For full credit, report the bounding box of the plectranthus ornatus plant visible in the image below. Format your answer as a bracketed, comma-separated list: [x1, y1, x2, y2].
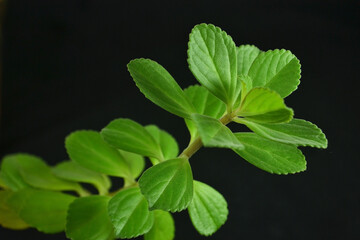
[0, 23, 327, 240]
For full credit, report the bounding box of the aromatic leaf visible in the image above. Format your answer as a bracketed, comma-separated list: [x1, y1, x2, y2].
[188, 181, 228, 236]
[101, 118, 163, 160]
[191, 114, 244, 150]
[0, 154, 30, 191]
[119, 150, 145, 179]
[52, 161, 111, 195]
[237, 45, 261, 75]
[248, 49, 301, 98]
[233, 133, 306, 174]
[108, 187, 154, 238]
[128, 58, 195, 119]
[139, 158, 193, 212]
[184, 85, 226, 143]
[240, 118, 328, 148]
[144, 210, 175, 240]
[66, 130, 131, 178]
[188, 23, 238, 107]
[237, 87, 293, 123]
[66, 196, 114, 240]
[0, 190, 29, 230]
[8, 188, 76, 233]
[145, 125, 179, 164]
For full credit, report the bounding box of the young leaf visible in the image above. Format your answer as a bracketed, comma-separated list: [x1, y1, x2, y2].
[188, 181, 228, 236]
[101, 118, 163, 160]
[188, 23, 238, 107]
[108, 187, 154, 238]
[237, 87, 293, 123]
[128, 58, 195, 119]
[0, 154, 30, 191]
[0, 190, 29, 230]
[144, 210, 175, 240]
[248, 49, 301, 98]
[139, 158, 193, 212]
[233, 133, 306, 174]
[52, 161, 111, 195]
[66, 130, 132, 178]
[145, 125, 179, 164]
[66, 196, 114, 240]
[184, 85, 226, 143]
[237, 45, 261, 75]
[8, 188, 76, 233]
[240, 118, 328, 148]
[191, 114, 244, 150]
[119, 150, 145, 179]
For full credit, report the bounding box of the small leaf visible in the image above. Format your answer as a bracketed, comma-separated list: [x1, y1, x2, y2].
[8, 188, 76, 233]
[233, 133, 306, 174]
[108, 187, 154, 238]
[191, 114, 244, 150]
[128, 58, 195, 119]
[66, 130, 131, 178]
[184, 85, 226, 143]
[144, 210, 175, 240]
[0, 190, 29, 230]
[188, 23, 238, 107]
[188, 181, 228, 236]
[101, 118, 163, 160]
[145, 125, 179, 164]
[139, 158, 193, 212]
[240, 118, 328, 148]
[237, 87, 293, 123]
[237, 45, 261, 75]
[119, 150, 145, 179]
[248, 49, 301, 98]
[52, 161, 111, 195]
[0, 154, 30, 191]
[66, 196, 114, 240]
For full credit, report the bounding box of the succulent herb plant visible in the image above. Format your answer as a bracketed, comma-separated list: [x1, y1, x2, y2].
[0, 23, 327, 240]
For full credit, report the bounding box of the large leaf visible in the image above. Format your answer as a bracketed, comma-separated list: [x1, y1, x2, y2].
[188, 23, 238, 107]
[237, 87, 293, 123]
[8, 188, 76, 233]
[233, 133, 306, 174]
[240, 118, 328, 148]
[145, 125, 179, 164]
[248, 49, 301, 98]
[191, 114, 244, 150]
[0, 154, 30, 191]
[52, 161, 111, 195]
[0, 190, 28, 230]
[66, 130, 131, 178]
[119, 150, 145, 179]
[108, 187, 154, 238]
[128, 58, 195, 119]
[237, 45, 261, 75]
[101, 118, 163, 160]
[184, 85, 226, 143]
[144, 210, 175, 240]
[188, 181, 228, 236]
[66, 196, 114, 240]
[139, 158, 193, 212]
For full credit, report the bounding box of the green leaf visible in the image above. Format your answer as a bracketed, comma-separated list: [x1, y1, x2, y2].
[191, 114, 244, 150]
[119, 150, 145, 179]
[8, 188, 76, 233]
[233, 133, 306, 174]
[237, 45, 261, 75]
[188, 181, 228, 236]
[240, 118, 328, 148]
[66, 196, 114, 240]
[188, 23, 238, 107]
[248, 49, 301, 98]
[0, 154, 30, 191]
[128, 58, 195, 119]
[139, 158, 193, 212]
[108, 187, 154, 238]
[237, 87, 293, 123]
[0, 173, 7, 189]
[144, 210, 175, 240]
[52, 161, 111, 195]
[101, 118, 163, 160]
[0, 190, 29, 230]
[66, 130, 131, 178]
[184, 85, 226, 143]
[145, 125, 179, 164]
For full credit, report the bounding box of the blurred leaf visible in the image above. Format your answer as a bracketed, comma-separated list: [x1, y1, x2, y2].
[0, 154, 30, 191]
[0, 190, 29, 230]
[144, 210, 175, 240]
[119, 150, 145, 179]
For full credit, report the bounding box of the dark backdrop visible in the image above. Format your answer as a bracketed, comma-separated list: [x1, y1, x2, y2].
[1, 0, 359, 239]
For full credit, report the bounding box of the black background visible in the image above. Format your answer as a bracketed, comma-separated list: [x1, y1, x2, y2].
[1, 0, 359, 239]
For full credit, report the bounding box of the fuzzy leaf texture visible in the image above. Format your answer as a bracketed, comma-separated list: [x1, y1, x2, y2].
[144, 210, 175, 240]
